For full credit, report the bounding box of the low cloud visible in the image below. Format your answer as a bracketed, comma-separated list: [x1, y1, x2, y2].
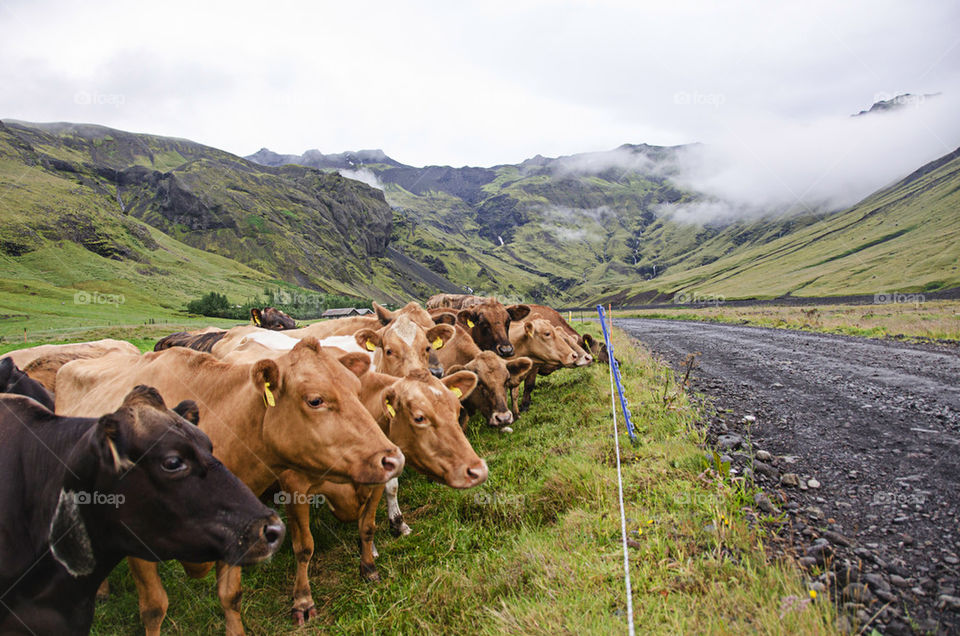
[548, 147, 655, 177]
[338, 167, 384, 191]
[659, 93, 960, 224]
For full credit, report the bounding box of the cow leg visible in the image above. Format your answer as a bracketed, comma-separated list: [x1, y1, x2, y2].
[215, 562, 245, 636]
[385, 477, 411, 537]
[95, 579, 109, 601]
[128, 557, 168, 636]
[520, 365, 539, 412]
[285, 499, 317, 625]
[357, 484, 385, 581]
[510, 384, 520, 418]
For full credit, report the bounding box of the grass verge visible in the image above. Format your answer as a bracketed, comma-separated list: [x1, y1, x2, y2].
[23, 323, 836, 634]
[616, 300, 960, 343]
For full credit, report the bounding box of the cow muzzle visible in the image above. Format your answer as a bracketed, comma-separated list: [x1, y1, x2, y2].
[359, 447, 405, 484]
[576, 353, 593, 367]
[233, 512, 285, 566]
[490, 410, 514, 427]
[496, 344, 514, 357]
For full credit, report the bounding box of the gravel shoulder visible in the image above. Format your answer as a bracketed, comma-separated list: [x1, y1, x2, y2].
[617, 318, 960, 635]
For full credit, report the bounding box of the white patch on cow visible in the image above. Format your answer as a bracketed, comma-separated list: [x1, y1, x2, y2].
[49, 489, 96, 577]
[391, 316, 417, 345]
[429, 387, 442, 397]
[385, 477, 402, 522]
[245, 330, 300, 351]
[317, 335, 364, 353]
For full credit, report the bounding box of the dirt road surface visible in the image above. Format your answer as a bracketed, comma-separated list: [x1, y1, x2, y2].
[618, 318, 960, 635]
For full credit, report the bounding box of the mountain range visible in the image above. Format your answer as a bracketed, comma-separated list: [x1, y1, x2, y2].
[0, 115, 957, 328]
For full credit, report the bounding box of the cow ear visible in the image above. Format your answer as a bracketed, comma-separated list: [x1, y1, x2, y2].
[507, 357, 533, 382]
[0, 357, 13, 388]
[373, 302, 394, 326]
[432, 312, 457, 326]
[507, 304, 530, 321]
[442, 370, 478, 401]
[581, 333, 595, 350]
[251, 359, 281, 404]
[51, 405, 137, 577]
[444, 364, 467, 375]
[251, 308, 262, 326]
[339, 352, 371, 378]
[426, 324, 455, 350]
[456, 309, 478, 329]
[524, 321, 535, 337]
[383, 387, 399, 421]
[173, 400, 201, 426]
[354, 329, 381, 352]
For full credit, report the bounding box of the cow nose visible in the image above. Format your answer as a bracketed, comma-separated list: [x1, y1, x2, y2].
[493, 411, 514, 425]
[430, 366, 444, 378]
[262, 519, 285, 548]
[465, 460, 488, 485]
[497, 344, 514, 357]
[380, 448, 405, 477]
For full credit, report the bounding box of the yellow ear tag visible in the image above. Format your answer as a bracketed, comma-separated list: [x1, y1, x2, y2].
[253, 315, 261, 326]
[432, 337, 444, 350]
[450, 386, 463, 398]
[365, 340, 376, 351]
[385, 400, 396, 418]
[263, 382, 276, 407]
[466, 319, 475, 328]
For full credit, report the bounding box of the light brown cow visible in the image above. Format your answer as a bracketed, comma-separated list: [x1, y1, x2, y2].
[286, 301, 455, 340]
[507, 319, 581, 415]
[436, 325, 532, 432]
[278, 368, 484, 624]
[1, 338, 139, 369]
[526, 304, 605, 365]
[55, 340, 403, 636]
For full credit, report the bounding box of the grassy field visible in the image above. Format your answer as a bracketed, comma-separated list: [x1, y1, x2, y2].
[616, 299, 960, 342]
[0, 322, 833, 635]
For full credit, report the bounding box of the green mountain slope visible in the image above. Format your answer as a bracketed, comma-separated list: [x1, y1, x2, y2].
[602, 147, 960, 303]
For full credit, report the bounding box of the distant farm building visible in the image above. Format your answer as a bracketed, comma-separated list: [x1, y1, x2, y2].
[321, 307, 374, 319]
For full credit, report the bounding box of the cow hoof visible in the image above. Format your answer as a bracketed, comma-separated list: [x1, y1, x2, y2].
[291, 605, 317, 625]
[360, 564, 381, 582]
[519, 404, 530, 413]
[389, 515, 412, 537]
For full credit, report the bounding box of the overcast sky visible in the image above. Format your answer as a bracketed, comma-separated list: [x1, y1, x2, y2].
[1, 0, 958, 169]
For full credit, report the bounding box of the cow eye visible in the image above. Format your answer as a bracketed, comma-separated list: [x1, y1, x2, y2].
[161, 456, 186, 473]
[385, 348, 393, 356]
[306, 396, 324, 408]
[412, 414, 429, 426]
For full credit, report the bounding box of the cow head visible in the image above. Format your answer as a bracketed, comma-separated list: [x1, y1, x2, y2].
[583, 334, 612, 364]
[564, 334, 594, 367]
[457, 301, 530, 358]
[252, 338, 405, 485]
[381, 369, 487, 489]
[374, 301, 454, 330]
[512, 319, 579, 366]
[354, 316, 455, 378]
[0, 357, 54, 410]
[447, 352, 532, 428]
[251, 307, 297, 330]
[51, 385, 284, 577]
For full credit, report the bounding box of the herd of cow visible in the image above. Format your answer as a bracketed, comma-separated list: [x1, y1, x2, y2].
[0, 294, 608, 635]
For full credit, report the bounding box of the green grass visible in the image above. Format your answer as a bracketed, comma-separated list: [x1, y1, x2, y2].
[617, 299, 960, 343]
[73, 324, 836, 634]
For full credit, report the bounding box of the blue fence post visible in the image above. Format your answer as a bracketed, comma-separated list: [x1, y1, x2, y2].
[596, 305, 638, 445]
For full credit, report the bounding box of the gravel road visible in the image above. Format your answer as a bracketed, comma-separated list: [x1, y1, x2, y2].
[618, 318, 960, 635]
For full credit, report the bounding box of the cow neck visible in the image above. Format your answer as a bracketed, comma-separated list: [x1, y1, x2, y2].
[360, 371, 398, 436]
[186, 362, 280, 494]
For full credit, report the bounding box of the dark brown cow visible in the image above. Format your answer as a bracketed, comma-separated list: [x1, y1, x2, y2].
[429, 299, 530, 358]
[153, 327, 228, 352]
[0, 357, 54, 410]
[0, 386, 283, 636]
[250, 307, 297, 330]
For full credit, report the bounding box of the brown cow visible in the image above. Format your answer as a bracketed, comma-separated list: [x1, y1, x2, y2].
[436, 325, 532, 431]
[278, 368, 483, 623]
[288, 301, 455, 340]
[56, 340, 403, 636]
[429, 299, 531, 357]
[1, 338, 139, 369]
[0, 386, 284, 636]
[508, 319, 581, 415]
[526, 304, 605, 364]
[250, 306, 297, 330]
